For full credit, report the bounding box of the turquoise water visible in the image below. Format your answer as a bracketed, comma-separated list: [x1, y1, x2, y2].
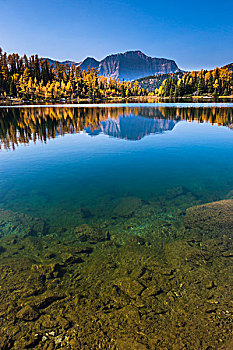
[1, 104, 233, 230]
[1, 104, 233, 349]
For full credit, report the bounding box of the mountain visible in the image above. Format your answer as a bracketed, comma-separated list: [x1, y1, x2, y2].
[43, 50, 180, 81]
[45, 58, 78, 67]
[79, 57, 99, 70]
[86, 50, 180, 80]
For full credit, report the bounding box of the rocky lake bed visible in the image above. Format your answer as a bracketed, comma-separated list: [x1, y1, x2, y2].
[1, 104, 233, 349]
[0, 189, 233, 349]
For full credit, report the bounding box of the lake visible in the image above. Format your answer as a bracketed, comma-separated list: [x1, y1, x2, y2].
[0, 103, 233, 349]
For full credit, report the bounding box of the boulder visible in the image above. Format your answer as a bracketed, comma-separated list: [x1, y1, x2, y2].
[185, 199, 233, 237]
[16, 305, 39, 321]
[114, 277, 144, 299]
[0, 209, 48, 237]
[74, 224, 109, 244]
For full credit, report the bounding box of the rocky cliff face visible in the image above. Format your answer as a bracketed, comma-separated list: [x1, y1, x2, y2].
[79, 50, 180, 80]
[45, 50, 180, 81]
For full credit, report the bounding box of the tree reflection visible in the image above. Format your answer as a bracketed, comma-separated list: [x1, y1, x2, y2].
[0, 106, 233, 150]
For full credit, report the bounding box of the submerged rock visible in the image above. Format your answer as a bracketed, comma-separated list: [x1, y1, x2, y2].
[0, 209, 48, 238]
[16, 305, 40, 321]
[74, 224, 110, 244]
[114, 277, 144, 299]
[141, 284, 162, 298]
[32, 292, 65, 309]
[113, 197, 142, 217]
[116, 338, 148, 350]
[185, 199, 233, 237]
[39, 314, 58, 329]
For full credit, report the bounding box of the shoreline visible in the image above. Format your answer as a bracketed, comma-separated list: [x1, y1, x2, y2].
[1, 95, 233, 106]
[1, 102, 233, 109]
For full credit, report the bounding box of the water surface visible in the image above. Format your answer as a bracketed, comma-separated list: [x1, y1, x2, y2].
[0, 104, 233, 349]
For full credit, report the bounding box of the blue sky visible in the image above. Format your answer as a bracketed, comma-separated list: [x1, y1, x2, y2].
[0, 0, 233, 70]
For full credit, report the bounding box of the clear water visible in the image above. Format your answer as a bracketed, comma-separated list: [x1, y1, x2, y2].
[1, 104, 233, 227]
[0, 104, 233, 349]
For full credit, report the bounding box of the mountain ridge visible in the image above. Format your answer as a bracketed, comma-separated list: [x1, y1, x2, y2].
[43, 50, 181, 80]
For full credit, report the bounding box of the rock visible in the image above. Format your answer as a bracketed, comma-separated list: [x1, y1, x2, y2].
[118, 305, 141, 322]
[206, 281, 216, 289]
[69, 339, 80, 348]
[39, 315, 58, 329]
[185, 199, 233, 237]
[16, 305, 40, 321]
[0, 209, 48, 238]
[113, 197, 142, 217]
[141, 285, 162, 298]
[32, 292, 65, 309]
[116, 338, 148, 350]
[14, 335, 40, 349]
[61, 253, 84, 264]
[58, 317, 70, 330]
[74, 224, 109, 244]
[114, 278, 144, 299]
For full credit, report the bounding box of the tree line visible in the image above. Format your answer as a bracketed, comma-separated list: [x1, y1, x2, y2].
[0, 49, 148, 101]
[1, 48, 233, 100]
[156, 66, 233, 97]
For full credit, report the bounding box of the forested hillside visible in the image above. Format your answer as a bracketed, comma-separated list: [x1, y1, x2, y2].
[156, 66, 233, 97]
[0, 49, 148, 101]
[136, 72, 185, 91]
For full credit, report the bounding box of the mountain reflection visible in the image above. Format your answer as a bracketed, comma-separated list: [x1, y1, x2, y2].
[85, 116, 178, 140]
[0, 106, 233, 150]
